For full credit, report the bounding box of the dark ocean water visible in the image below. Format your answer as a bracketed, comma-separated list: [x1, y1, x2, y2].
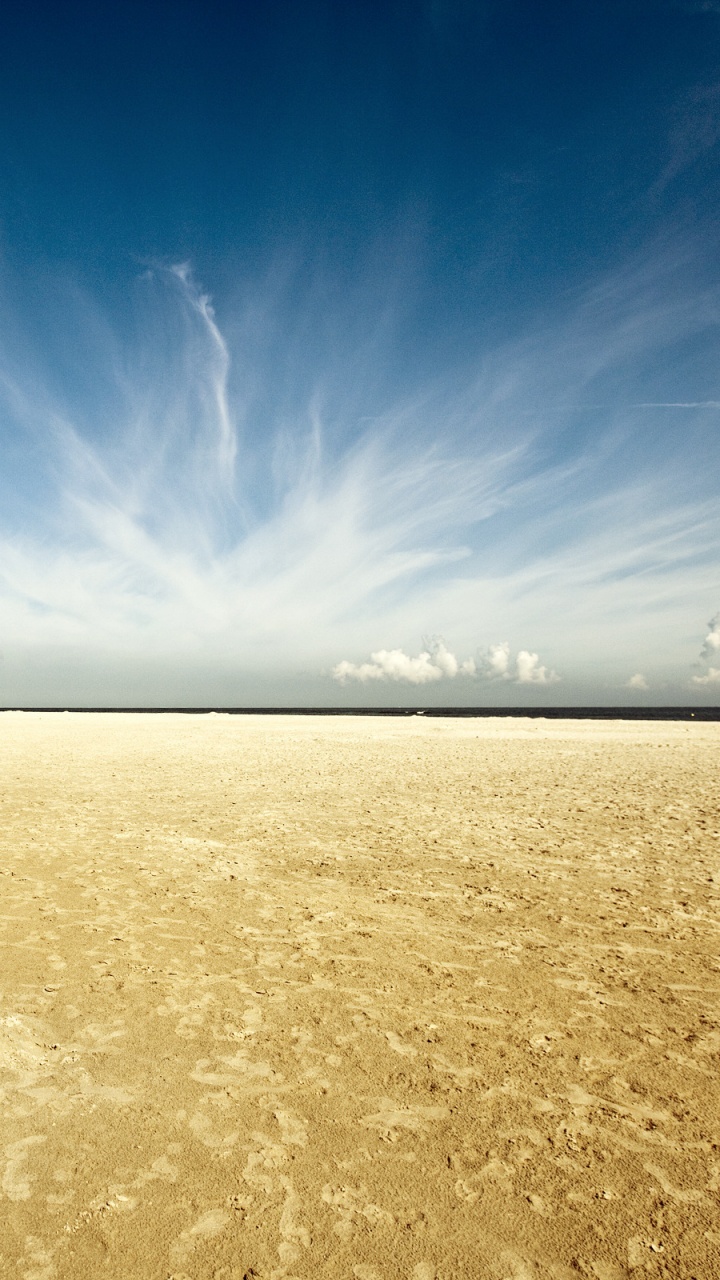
[2, 707, 719, 720]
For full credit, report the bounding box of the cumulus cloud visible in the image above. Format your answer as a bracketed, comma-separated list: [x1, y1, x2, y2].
[482, 641, 511, 679]
[515, 650, 560, 685]
[692, 666, 720, 685]
[700, 613, 720, 660]
[332, 641, 474, 685]
[626, 673, 649, 690]
[691, 611, 720, 684]
[333, 640, 558, 685]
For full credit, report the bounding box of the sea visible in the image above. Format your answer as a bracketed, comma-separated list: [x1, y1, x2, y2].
[2, 707, 719, 721]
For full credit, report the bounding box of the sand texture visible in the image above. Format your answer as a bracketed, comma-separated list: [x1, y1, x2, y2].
[0, 712, 718, 1280]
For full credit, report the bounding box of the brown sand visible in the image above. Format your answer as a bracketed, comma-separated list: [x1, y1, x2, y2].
[0, 712, 718, 1280]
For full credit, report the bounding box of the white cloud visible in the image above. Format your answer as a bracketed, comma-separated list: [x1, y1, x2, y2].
[482, 641, 511, 679]
[473, 640, 558, 683]
[692, 666, 720, 685]
[333, 640, 558, 685]
[0, 244, 719, 702]
[170, 263, 237, 478]
[515, 650, 560, 685]
[655, 83, 720, 194]
[700, 613, 720, 660]
[333, 642, 470, 685]
[626, 673, 649, 690]
[690, 611, 720, 684]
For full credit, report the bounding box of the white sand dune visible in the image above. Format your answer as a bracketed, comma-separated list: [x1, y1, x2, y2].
[0, 712, 718, 1279]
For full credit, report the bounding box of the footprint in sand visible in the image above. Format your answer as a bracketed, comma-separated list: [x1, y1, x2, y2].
[383, 1029, 418, 1057]
[0, 1015, 50, 1087]
[169, 1207, 230, 1267]
[190, 1050, 283, 1089]
[241, 1132, 293, 1198]
[644, 1161, 706, 1204]
[2, 1136, 47, 1202]
[273, 1108, 308, 1147]
[589, 1264, 627, 1280]
[277, 1175, 311, 1266]
[496, 1252, 579, 1280]
[132, 1152, 180, 1187]
[525, 1193, 552, 1218]
[627, 1236, 666, 1268]
[17, 1233, 57, 1280]
[156, 992, 214, 1039]
[412, 1266, 436, 1280]
[454, 1157, 513, 1204]
[187, 1108, 239, 1152]
[493, 1253, 538, 1280]
[322, 1183, 394, 1240]
[359, 1098, 448, 1142]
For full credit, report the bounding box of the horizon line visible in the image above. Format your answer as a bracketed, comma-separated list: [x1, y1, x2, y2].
[1, 706, 718, 721]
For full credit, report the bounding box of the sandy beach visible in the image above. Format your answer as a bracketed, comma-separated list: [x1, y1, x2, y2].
[0, 712, 718, 1280]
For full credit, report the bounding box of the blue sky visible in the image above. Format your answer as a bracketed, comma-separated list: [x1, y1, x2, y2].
[0, 0, 719, 705]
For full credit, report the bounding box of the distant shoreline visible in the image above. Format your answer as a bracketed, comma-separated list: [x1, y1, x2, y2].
[1, 706, 718, 720]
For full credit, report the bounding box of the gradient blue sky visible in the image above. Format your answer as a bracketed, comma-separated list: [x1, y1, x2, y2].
[1, 0, 719, 705]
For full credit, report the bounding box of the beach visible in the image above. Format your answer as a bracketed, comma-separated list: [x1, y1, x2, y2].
[0, 711, 718, 1279]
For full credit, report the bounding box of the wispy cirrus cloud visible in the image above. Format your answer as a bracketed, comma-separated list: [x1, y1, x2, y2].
[630, 401, 720, 408]
[0, 241, 718, 703]
[654, 82, 720, 193]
